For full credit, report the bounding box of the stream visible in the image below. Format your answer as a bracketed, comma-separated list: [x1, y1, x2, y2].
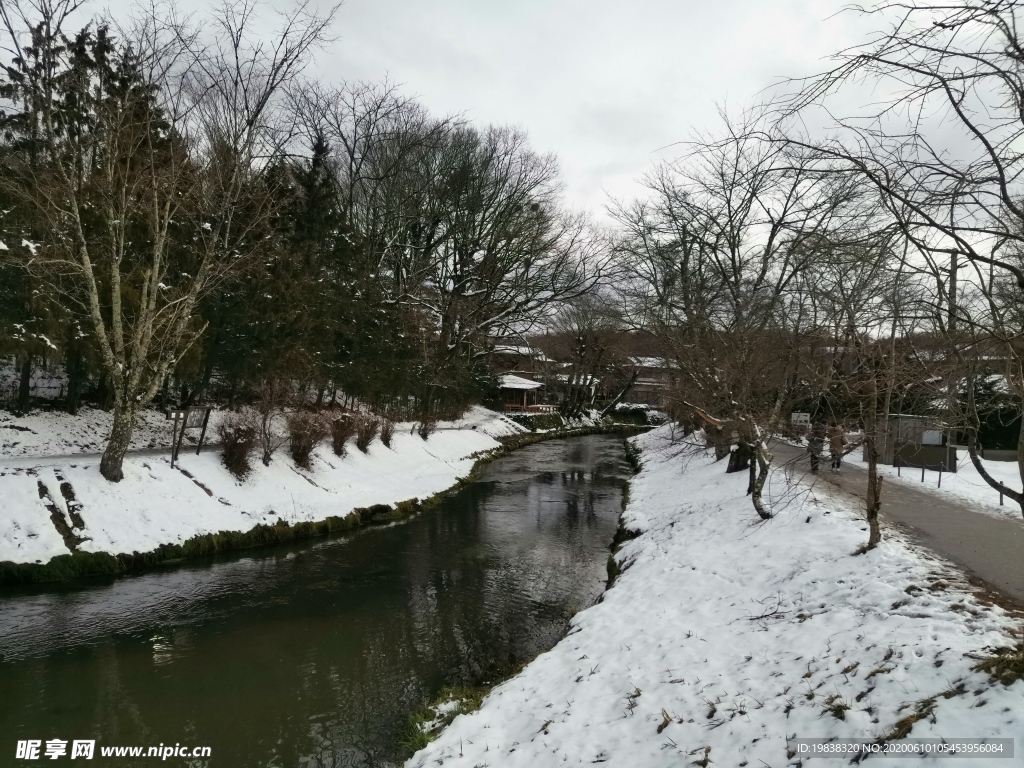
[0, 434, 631, 767]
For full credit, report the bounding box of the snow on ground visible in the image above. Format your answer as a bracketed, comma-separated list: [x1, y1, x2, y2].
[0, 406, 190, 458]
[409, 426, 1023, 768]
[446, 405, 527, 440]
[851, 451, 1024, 524]
[0, 475, 69, 564]
[0, 410, 503, 563]
[0, 404, 521, 460]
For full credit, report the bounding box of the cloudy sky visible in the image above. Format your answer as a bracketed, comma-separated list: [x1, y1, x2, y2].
[313, 0, 877, 215]
[103, 0, 876, 216]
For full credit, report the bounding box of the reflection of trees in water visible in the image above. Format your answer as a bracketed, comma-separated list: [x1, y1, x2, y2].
[3, 436, 630, 768]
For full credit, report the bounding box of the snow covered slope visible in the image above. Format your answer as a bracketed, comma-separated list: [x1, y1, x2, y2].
[409, 426, 1023, 767]
[0, 407, 508, 564]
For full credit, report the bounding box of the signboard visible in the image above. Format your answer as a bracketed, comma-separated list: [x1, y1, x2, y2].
[166, 406, 214, 468]
[790, 412, 810, 426]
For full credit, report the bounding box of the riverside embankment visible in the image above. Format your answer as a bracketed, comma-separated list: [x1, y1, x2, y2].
[0, 433, 633, 766]
[0, 407, 647, 583]
[408, 426, 1024, 768]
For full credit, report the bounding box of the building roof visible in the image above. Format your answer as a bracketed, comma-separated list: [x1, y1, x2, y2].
[629, 356, 675, 369]
[499, 374, 543, 390]
[493, 344, 551, 362]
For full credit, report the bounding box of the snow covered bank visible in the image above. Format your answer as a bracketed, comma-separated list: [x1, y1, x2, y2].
[409, 426, 1023, 767]
[0, 407, 522, 569]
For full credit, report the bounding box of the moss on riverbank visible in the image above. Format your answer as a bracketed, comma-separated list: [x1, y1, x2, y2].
[0, 423, 648, 587]
[403, 431, 644, 759]
[402, 685, 491, 754]
[606, 435, 643, 588]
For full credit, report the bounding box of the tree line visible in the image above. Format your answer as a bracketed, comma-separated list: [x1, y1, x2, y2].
[4, 0, 1021, 542]
[0, 0, 600, 480]
[607, 0, 1024, 539]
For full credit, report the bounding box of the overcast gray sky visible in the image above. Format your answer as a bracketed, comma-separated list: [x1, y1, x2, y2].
[110, 0, 873, 215]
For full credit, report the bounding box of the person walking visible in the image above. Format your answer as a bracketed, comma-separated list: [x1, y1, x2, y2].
[828, 423, 847, 471]
[807, 422, 825, 473]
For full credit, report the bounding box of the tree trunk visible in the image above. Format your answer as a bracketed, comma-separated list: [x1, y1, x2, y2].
[965, 380, 1024, 518]
[100, 401, 136, 482]
[862, 378, 883, 550]
[864, 433, 882, 550]
[184, 353, 216, 408]
[16, 355, 32, 414]
[95, 373, 114, 411]
[707, 427, 730, 460]
[599, 369, 639, 419]
[750, 440, 773, 520]
[728, 441, 753, 474]
[1017, 410, 1024, 516]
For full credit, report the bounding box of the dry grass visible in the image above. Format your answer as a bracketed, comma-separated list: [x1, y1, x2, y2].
[820, 695, 851, 721]
[973, 644, 1024, 686]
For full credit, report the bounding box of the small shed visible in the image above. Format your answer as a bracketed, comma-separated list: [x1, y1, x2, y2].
[499, 374, 543, 412]
[870, 414, 958, 472]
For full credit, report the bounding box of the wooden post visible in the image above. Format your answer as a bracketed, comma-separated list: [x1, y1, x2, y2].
[168, 410, 183, 469]
[174, 415, 188, 465]
[196, 407, 211, 455]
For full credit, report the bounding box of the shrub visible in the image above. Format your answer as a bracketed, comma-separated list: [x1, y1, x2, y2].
[287, 411, 327, 469]
[330, 415, 356, 456]
[380, 419, 395, 448]
[253, 381, 291, 466]
[416, 417, 437, 440]
[355, 415, 380, 453]
[218, 411, 258, 479]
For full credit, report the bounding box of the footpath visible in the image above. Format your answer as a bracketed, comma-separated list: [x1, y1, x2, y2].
[770, 441, 1024, 604]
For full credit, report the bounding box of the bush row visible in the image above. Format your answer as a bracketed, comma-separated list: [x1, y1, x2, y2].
[216, 409, 440, 479]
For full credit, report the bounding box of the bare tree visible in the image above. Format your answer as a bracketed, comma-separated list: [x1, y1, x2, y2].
[290, 89, 608, 408]
[613, 111, 861, 519]
[541, 292, 631, 419]
[799, 225, 919, 550]
[784, 0, 1024, 516]
[0, 0, 335, 480]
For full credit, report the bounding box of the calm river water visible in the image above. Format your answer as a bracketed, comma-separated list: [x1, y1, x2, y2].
[0, 434, 630, 767]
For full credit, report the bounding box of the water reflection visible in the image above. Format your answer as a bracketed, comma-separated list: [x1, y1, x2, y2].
[0, 435, 630, 767]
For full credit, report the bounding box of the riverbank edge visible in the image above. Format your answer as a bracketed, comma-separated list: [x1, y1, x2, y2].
[399, 430, 644, 757]
[0, 423, 648, 587]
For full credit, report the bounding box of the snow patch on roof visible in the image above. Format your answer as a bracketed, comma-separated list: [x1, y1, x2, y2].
[499, 374, 542, 390]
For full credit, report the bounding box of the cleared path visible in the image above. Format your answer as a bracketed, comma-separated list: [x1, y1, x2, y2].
[770, 440, 1024, 604]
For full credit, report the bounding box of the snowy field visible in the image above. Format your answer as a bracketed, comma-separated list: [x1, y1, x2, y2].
[0, 406, 521, 564]
[851, 452, 1024, 524]
[409, 426, 1023, 767]
[0, 406, 183, 458]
